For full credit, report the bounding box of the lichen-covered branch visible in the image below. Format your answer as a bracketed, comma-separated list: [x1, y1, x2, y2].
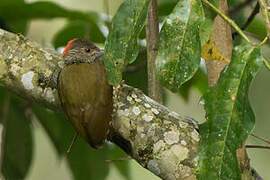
[0, 28, 199, 180]
[110, 84, 199, 180]
[0, 28, 63, 109]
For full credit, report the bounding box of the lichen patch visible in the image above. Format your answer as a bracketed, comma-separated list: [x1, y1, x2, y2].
[117, 109, 130, 117]
[21, 71, 35, 90]
[179, 121, 188, 129]
[43, 88, 55, 102]
[191, 130, 199, 142]
[180, 140, 187, 146]
[132, 106, 141, 115]
[44, 51, 52, 60]
[10, 64, 21, 76]
[164, 130, 180, 145]
[127, 96, 132, 102]
[171, 144, 189, 161]
[153, 140, 165, 153]
[144, 103, 151, 108]
[143, 114, 153, 122]
[131, 93, 137, 99]
[135, 98, 142, 102]
[151, 108, 159, 115]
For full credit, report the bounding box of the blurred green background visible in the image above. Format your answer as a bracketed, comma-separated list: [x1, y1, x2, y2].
[0, 0, 269, 179]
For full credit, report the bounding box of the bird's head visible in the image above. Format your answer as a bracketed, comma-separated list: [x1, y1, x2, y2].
[62, 38, 104, 65]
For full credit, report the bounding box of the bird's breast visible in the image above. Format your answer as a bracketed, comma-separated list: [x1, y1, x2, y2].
[58, 61, 113, 148]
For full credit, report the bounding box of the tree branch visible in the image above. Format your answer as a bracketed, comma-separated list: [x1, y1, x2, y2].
[0, 28, 199, 180]
[146, 0, 163, 103]
[0, 29, 62, 109]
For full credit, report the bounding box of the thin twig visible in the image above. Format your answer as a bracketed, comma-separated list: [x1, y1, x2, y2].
[229, 0, 255, 15]
[251, 133, 270, 144]
[258, 36, 268, 46]
[242, 2, 260, 30]
[0, 93, 10, 172]
[146, 0, 163, 103]
[263, 58, 270, 71]
[105, 157, 132, 163]
[259, 0, 270, 40]
[66, 133, 78, 154]
[232, 2, 260, 39]
[202, 0, 251, 43]
[246, 145, 270, 149]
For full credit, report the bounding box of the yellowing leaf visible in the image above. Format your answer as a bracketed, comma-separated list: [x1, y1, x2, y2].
[201, 37, 230, 63]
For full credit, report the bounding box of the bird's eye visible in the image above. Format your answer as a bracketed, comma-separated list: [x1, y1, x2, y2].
[85, 48, 90, 53]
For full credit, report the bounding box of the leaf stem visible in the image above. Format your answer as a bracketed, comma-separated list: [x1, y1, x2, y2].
[258, 36, 268, 47]
[263, 58, 270, 71]
[202, 0, 251, 43]
[105, 157, 131, 163]
[246, 145, 270, 149]
[251, 133, 270, 145]
[258, 0, 270, 40]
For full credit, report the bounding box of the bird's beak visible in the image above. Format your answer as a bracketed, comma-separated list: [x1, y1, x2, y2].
[94, 49, 104, 60]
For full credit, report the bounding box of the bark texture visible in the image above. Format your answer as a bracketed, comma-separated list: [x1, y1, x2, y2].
[205, 0, 232, 86]
[146, 0, 163, 103]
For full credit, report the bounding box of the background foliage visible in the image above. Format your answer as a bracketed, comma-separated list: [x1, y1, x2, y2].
[0, 0, 269, 179]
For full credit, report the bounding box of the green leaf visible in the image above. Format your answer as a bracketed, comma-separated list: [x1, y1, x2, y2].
[2, 94, 33, 179]
[32, 104, 75, 156]
[178, 68, 208, 100]
[196, 43, 263, 179]
[4, 20, 28, 35]
[0, 1, 98, 25]
[103, 0, 152, 86]
[0, 0, 27, 34]
[156, 0, 204, 92]
[246, 18, 267, 38]
[67, 139, 110, 180]
[108, 145, 130, 179]
[53, 20, 105, 48]
[199, 0, 219, 45]
[158, 0, 178, 17]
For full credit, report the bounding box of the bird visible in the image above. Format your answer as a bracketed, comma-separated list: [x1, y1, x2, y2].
[57, 38, 113, 149]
